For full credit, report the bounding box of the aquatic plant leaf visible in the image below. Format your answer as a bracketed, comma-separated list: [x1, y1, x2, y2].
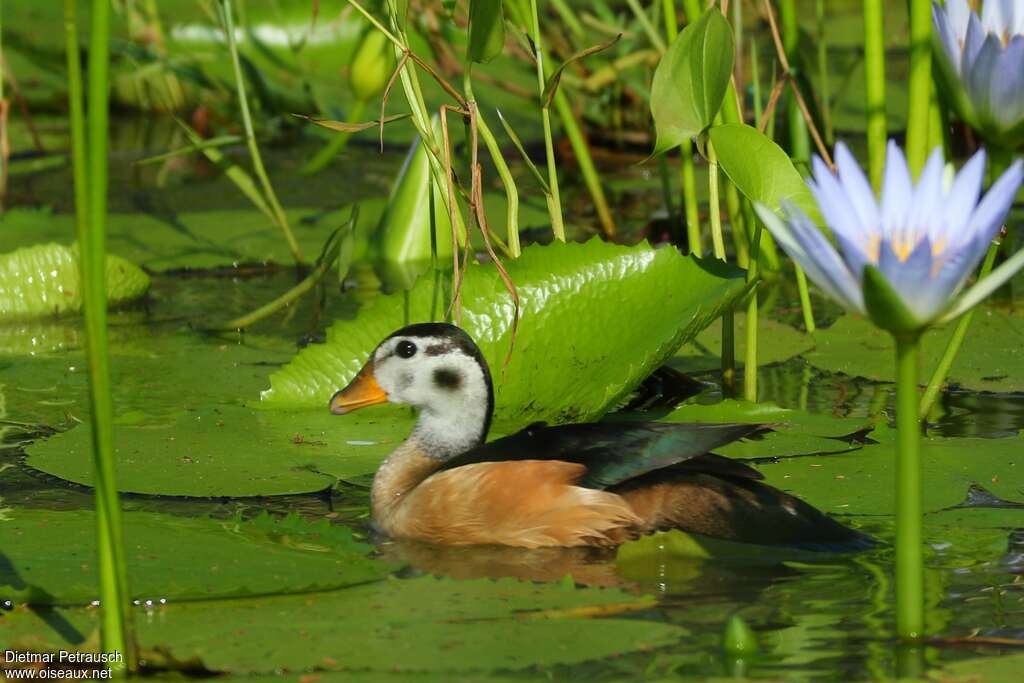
[608, 399, 871, 460]
[671, 312, 813, 374]
[0, 576, 682, 673]
[708, 123, 823, 225]
[467, 0, 505, 64]
[758, 428, 1024, 517]
[939, 652, 1024, 682]
[0, 244, 149, 321]
[263, 239, 748, 430]
[805, 311, 1024, 393]
[0, 509, 390, 605]
[649, 7, 734, 156]
[294, 113, 411, 133]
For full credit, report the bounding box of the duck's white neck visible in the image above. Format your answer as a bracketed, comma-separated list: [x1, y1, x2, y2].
[410, 394, 490, 460]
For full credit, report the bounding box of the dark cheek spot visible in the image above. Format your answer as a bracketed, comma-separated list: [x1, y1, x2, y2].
[433, 367, 461, 390]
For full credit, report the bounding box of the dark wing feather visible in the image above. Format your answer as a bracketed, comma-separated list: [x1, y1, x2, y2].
[441, 422, 764, 489]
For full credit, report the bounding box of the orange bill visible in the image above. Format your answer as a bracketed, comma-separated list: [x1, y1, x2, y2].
[329, 364, 388, 414]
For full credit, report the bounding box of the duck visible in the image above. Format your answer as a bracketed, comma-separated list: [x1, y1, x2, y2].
[330, 322, 869, 550]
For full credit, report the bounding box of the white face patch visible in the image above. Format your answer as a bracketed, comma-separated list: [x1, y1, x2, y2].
[372, 335, 491, 457]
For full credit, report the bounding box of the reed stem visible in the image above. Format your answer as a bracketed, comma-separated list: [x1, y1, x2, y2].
[218, 0, 303, 263]
[76, 0, 134, 670]
[863, 0, 887, 192]
[528, 0, 566, 241]
[779, 0, 810, 164]
[815, 0, 832, 144]
[668, 1, 702, 255]
[744, 210, 763, 403]
[894, 332, 925, 640]
[905, 0, 933, 176]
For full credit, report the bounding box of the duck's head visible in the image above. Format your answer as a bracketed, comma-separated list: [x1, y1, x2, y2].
[329, 322, 494, 457]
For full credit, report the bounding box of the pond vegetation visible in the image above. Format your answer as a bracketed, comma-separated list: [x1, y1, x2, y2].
[1, 1, 1023, 681]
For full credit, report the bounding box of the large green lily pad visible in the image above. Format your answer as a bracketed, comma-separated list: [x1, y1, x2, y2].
[264, 239, 748, 430]
[0, 510, 390, 605]
[759, 429, 1024, 517]
[2, 577, 683, 674]
[610, 399, 871, 459]
[805, 311, 1024, 393]
[0, 243, 149, 320]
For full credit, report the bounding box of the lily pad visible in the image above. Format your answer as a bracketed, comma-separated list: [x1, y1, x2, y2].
[0, 510, 390, 605]
[805, 311, 1024, 393]
[671, 313, 813, 374]
[758, 429, 1024, 517]
[939, 653, 1024, 682]
[610, 399, 871, 459]
[264, 239, 748, 431]
[0, 243, 149, 320]
[1, 577, 683, 674]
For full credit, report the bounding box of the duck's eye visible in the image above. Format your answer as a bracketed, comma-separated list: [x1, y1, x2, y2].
[395, 340, 417, 359]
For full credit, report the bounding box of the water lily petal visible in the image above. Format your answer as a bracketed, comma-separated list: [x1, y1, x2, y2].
[966, 34, 1003, 121]
[945, 0, 972, 40]
[834, 142, 881, 237]
[910, 147, 946, 241]
[877, 237, 940, 322]
[967, 158, 1024, 244]
[938, 148, 986, 252]
[934, 1, 965, 71]
[916, 232, 988, 322]
[980, 0, 1011, 39]
[962, 12, 988, 71]
[808, 156, 870, 252]
[755, 202, 864, 314]
[880, 141, 913, 241]
[990, 35, 1024, 130]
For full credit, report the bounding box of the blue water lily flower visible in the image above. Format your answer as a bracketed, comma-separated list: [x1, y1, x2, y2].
[932, 0, 1024, 146]
[754, 141, 1023, 333]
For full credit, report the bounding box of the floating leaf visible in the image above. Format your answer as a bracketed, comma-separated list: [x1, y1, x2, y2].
[0, 509, 390, 604]
[708, 123, 822, 225]
[0, 577, 683, 674]
[0, 244, 149, 320]
[263, 240, 748, 430]
[467, 0, 505, 64]
[670, 312, 813, 374]
[650, 8, 734, 156]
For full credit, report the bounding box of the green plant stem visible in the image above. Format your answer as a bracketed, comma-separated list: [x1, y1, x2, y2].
[78, 0, 134, 670]
[550, 90, 615, 237]
[666, 1, 701, 256]
[863, 0, 887, 192]
[919, 242, 999, 418]
[528, 0, 565, 241]
[549, 0, 584, 43]
[795, 265, 815, 332]
[661, 0, 678, 39]
[625, 0, 666, 53]
[906, 0, 933, 176]
[744, 218, 763, 402]
[218, 0, 303, 263]
[815, 0, 832, 144]
[707, 141, 735, 390]
[301, 98, 367, 175]
[894, 332, 925, 641]
[779, 0, 810, 164]
[465, 70, 521, 257]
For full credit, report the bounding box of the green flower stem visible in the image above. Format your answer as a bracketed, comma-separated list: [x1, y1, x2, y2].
[863, 0, 887, 192]
[465, 69, 521, 257]
[906, 0, 933, 176]
[528, 0, 565, 241]
[301, 98, 367, 175]
[218, 0, 303, 264]
[795, 265, 815, 332]
[707, 141, 735, 389]
[894, 332, 925, 640]
[77, 0, 134, 670]
[919, 241, 999, 418]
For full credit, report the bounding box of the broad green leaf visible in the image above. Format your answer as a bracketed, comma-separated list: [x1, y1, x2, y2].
[806, 311, 1024, 393]
[649, 7, 734, 156]
[1, 577, 683, 674]
[467, 0, 505, 64]
[708, 123, 823, 225]
[263, 239, 748, 429]
[0, 243, 149, 320]
[0, 509, 390, 604]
